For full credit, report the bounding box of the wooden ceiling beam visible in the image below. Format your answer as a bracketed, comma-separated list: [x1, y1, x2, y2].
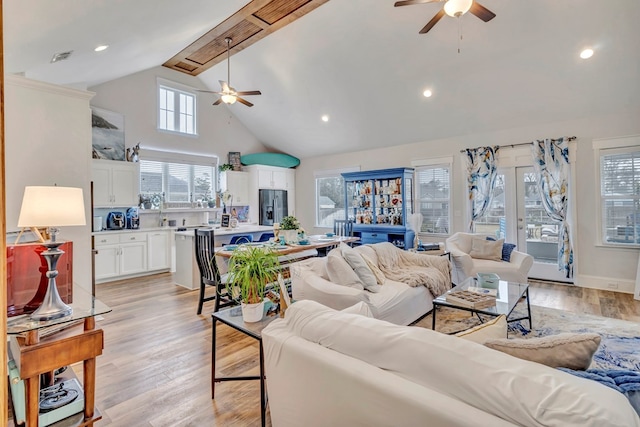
[163, 0, 329, 76]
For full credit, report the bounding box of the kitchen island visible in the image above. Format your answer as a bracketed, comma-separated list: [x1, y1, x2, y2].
[174, 225, 274, 290]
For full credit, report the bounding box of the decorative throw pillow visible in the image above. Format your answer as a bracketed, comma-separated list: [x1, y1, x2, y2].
[469, 237, 504, 261]
[484, 333, 602, 370]
[341, 243, 382, 293]
[360, 253, 386, 285]
[455, 315, 507, 344]
[486, 237, 517, 262]
[325, 247, 365, 290]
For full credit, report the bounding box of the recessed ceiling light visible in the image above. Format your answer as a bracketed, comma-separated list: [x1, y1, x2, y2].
[423, 89, 433, 98]
[94, 45, 109, 52]
[321, 115, 329, 122]
[580, 48, 594, 59]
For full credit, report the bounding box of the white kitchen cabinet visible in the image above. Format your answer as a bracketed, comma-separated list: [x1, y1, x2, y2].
[219, 171, 250, 205]
[95, 232, 147, 280]
[250, 165, 291, 190]
[148, 231, 171, 271]
[92, 159, 140, 207]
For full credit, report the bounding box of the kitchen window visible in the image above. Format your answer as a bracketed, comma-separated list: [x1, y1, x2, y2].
[413, 158, 452, 235]
[140, 160, 215, 206]
[158, 80, 197, 135]
[596, 140, 640, 246]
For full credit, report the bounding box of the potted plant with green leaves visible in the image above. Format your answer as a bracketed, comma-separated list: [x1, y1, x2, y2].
[227, 246, 280, 322]
[279, 215, 300, 244]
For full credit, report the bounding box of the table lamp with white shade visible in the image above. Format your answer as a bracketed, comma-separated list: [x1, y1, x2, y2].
[17, 186, 86, 320]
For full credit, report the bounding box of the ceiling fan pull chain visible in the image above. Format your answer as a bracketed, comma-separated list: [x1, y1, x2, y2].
[457, 16, 462, 54]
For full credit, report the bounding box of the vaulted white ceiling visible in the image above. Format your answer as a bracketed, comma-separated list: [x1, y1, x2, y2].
[5, 0, 640, 159]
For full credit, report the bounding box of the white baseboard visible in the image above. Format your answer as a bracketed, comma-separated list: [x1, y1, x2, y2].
[575, 274, 636, 294]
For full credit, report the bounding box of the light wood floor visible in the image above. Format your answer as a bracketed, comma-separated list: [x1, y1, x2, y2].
[9, 273, 640, 426]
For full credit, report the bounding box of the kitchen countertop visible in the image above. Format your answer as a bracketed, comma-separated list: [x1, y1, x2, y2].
[92, 227, 173, 235]
[174, 225, 273, 237]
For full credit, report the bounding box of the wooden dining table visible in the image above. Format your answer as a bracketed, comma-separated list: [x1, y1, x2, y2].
[215, 235, 360, 258]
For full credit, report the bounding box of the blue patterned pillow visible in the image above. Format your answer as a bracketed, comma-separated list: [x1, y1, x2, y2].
[486, 237, 516, 262]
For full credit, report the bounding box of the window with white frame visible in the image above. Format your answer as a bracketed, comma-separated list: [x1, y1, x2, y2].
[158, 83, 196, 135]
[599, 145, 640, 246]
[140, 159, 215, 205]
[315, 167, 359, 228]
[414, 160, 451, 235]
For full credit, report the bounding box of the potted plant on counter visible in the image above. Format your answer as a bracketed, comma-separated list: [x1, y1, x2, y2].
[227, 246, 280, 322]
[279, 215, 300, 244]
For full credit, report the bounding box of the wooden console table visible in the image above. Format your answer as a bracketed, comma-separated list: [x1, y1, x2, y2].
[7, 290, 111, 427]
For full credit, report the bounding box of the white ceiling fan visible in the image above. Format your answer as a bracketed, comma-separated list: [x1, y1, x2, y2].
[198, 37, 262, 107]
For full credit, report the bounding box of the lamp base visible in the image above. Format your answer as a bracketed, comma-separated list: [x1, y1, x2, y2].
[30, 241, 73, 321]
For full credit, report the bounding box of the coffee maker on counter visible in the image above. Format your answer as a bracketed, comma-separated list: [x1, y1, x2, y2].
[126, 207, 140, 229]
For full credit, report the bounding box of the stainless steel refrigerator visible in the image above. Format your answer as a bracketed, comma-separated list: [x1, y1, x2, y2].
[259, 189, 288, 226]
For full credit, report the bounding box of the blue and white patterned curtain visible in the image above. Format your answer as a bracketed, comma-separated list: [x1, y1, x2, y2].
[465, 146, 500, 232]
[532, 138, 573, 278]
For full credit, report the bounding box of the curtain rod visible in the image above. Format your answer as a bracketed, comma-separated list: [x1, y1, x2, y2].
[459, 136, 576, 153]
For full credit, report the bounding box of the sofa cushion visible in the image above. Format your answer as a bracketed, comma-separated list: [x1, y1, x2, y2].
[455, 315, 507, 344]
[326, 248, 365, 290]
[469, 237, 504, 261]
[486, 237, 517, 262]
[484, 333, 602, 370]
[341, 243, 381, 292]
[341, 301, 374, 317]
[285, 300, 639, 427]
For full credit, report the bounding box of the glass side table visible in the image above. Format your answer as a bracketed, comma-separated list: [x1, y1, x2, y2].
[7, 287, 111, 427]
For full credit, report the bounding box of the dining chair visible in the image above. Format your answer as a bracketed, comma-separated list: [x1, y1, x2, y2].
[194, 228, 235, 314]
[333, 219, 354, 240]
[258, 232, 275, 242]
[229, 234, 253, 245]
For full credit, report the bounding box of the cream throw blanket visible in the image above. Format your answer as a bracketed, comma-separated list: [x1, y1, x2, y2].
[372, 242, 451, 297]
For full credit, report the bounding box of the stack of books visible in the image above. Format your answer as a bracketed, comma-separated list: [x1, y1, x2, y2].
[445, 289, 497, 309]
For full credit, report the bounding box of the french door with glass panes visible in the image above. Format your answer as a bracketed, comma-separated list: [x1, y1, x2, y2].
[474, 167, 572, 283]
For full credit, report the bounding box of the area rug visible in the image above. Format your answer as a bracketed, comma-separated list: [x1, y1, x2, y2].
[415, 305, 640, 371]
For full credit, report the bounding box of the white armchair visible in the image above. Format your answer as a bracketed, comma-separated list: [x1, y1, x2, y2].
[445, 232, 533, 285]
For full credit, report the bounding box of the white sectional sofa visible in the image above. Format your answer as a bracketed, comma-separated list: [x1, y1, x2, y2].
[263, 300, 640, 427]
[290, 242, 451, 325]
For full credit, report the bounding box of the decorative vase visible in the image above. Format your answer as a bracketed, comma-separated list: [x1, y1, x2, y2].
[281, 229, 299, 244]
[241, 300, 265, 323]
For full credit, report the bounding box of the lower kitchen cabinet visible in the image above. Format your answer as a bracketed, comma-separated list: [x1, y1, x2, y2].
[94, 229, 171, 282]
[148, 231, 171, 271]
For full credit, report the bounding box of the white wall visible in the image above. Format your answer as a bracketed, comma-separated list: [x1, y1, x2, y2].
[295, 109, 640, 293]
[89, 66, 267, 162]
[5, 75, 94, 292]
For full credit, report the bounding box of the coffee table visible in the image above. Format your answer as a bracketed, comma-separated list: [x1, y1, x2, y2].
[432, 277, 532, 333]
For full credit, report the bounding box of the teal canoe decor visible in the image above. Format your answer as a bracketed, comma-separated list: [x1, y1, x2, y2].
[241, 152, 300, 168]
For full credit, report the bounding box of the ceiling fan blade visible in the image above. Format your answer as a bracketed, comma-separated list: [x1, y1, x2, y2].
[419, 9, 445, 34]
[235, 90, 262, 96]
[394, 0, 440, 7]
[219, 80, 231, 92]
[212, 98, 223, 106]
[196, 89, 223, 94]
[236, 97, 254, 107]
[469, 2, 496, 22]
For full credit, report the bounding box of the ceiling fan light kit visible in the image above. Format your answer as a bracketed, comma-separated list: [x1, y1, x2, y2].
[444, 0, 472, 17]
